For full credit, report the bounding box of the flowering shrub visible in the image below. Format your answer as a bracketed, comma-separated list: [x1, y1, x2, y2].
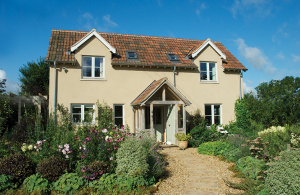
[291, 133, 300, 147]
[147, 146, 166, 179]
[258, 126, 286, 137]
[76, 126, 132, 179]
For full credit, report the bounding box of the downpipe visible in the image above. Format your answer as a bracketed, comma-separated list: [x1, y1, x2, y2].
[173, 66, 176, 87]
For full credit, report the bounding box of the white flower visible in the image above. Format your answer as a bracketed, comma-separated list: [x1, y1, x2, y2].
[27, 145, 33, 150]
[59, 145, 63, 149]
[34, 145, 37, 149]
[110, 157, 113, 160]
[65, 155, 69, 159]
[64, 144, 69, 149]
[37, 141, 42, 145]
[62, 149, 66, 155]
[102, 129, 108, 133]
[79, 146, 82, 150]
[21, 146, 27, 152]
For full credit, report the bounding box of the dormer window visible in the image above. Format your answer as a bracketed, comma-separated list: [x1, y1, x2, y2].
[166, 53, 180, 63]
[125, 51, 139, 61]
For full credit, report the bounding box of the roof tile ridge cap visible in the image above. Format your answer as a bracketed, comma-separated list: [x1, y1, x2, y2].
[98, 32, 205, 42]
[52, 29, 90, 33]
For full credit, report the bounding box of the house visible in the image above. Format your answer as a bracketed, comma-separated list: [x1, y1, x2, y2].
[46, 29, 247, 145]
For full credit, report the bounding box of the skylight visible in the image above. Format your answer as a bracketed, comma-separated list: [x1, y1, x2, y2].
[166, 53, 180, 63]
[125, 51, 139, 61]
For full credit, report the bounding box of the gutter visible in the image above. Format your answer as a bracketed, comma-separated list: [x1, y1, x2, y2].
[239, 70, 242, 100]
[54, 61, 57, 122]
[173, 66, 176, 87]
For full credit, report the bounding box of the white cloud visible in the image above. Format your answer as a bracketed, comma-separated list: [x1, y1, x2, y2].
[196, 3, 207, 17]
[231, 0, 271, 18]
[278, 23, 288, 38]
[82, 12, 93, 20]
[103, 15, 118, 27]
[276, 51, 285, 59]
[235, 38, 276, 74]
[291, 54, 300, 62]
[243, 82, 255, 94]
[0, 69, 19, 94]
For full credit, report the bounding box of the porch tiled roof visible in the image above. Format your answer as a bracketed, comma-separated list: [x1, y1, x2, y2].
[132, 78, 166, 105]
[46, 29, 247, 70]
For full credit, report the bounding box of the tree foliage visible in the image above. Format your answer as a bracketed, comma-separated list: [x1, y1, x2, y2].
[19, 57, 49, 95]
[242, 76, 300, 126]
[0, 79, 6, 94]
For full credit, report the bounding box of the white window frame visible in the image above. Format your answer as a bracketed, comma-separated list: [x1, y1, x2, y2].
[71, 104, 95, 124]
[205, 104, 222, 125]
[114, 104, 124, 127]
[81, 56, 105, 79]
[200, 62, 218, 82]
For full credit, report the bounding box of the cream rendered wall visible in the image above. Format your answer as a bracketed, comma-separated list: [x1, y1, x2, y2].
[49, 36, 242, 131]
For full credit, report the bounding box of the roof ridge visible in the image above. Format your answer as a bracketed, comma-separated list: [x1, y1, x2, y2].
[51, 29, 223, 43]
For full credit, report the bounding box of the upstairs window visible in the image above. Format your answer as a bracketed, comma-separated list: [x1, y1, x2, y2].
[166, 53, 180, 63]
[125, 51, 139, 61]
[82, 56, 104, 78]
[200, 62, 216, 81]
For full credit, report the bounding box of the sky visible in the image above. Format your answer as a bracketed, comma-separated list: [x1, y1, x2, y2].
[0, 0, 300, 94]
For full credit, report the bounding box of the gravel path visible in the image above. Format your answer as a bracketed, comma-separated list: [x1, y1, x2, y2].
[154, 147, 244, 195]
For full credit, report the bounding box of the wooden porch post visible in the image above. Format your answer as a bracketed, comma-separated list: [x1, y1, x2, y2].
[141, 106, 145, 130]
[183, 105, 186, 134]
[162, 87, 166, 101]
[175, 103, 178, 145]
[150, 103, 154, 135]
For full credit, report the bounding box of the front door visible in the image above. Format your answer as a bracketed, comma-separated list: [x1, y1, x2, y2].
[165, 105, 176, 144]
[154, 107, 164, 142]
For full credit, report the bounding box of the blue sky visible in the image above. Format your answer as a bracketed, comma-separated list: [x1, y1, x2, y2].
[1, 0, 300, 94]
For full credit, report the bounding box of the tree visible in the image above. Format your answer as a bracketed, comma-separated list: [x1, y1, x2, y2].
[242, 76, 300, 126]
[0, 79, 6, 94]
[19, 57, 49, 95]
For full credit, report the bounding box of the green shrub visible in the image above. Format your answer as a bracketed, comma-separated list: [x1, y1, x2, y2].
[116, 137, 149, 177]
[0, 154, 34, 184]
[147, 147, 166, 179]
[265, 150, 300, 195]
[84, 160, 108, 180]
[22, 173, 51, 194]
[197, 141, 230, 156]
[190, 121, 220, 147]
[138, 131, 158, 152]
[0, 174, 14, 192]
[175, 133, 192, 141]
[222, 134, 251, 162]
[53, 172, 87, 195]
[36, 156, 70, 182]
[89, 173, 155, 194]
[236, 156, 265, 180]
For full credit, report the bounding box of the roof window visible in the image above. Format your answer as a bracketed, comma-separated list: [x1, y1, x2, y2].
[166, 53, 180, 63]
[125, 51, 139, 61]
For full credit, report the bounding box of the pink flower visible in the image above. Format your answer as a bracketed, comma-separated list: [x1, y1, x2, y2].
[82, 155, 86, 158]
[43, 140, 46, 142]
[65, 155, 69, 158]
[81, 169, 85, 172]
[75, 136, 79, 139]
[107, 148, 111, 151]
[36, 149, 39, 152]
[34, 145, 37, 149]
[90, 177, 95, 180]
[58, 145, 63, 149]
[110, 157, 114, 160]
[64, 144, 69, 149]
[99, 171, 103, 175]
[102, 129, 108, 133]
[62, 149, 66, 154]
[114, 147, 118, 149]
[86, 137, 91, 141]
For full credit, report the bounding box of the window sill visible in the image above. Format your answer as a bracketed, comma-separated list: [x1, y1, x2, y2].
[80, 78, 107, 81]
[199, 81, 219, 84]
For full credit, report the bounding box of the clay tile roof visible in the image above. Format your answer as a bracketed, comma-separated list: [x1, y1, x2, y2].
[132, 78, 166, 105]
[46, 29, 247, 70]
